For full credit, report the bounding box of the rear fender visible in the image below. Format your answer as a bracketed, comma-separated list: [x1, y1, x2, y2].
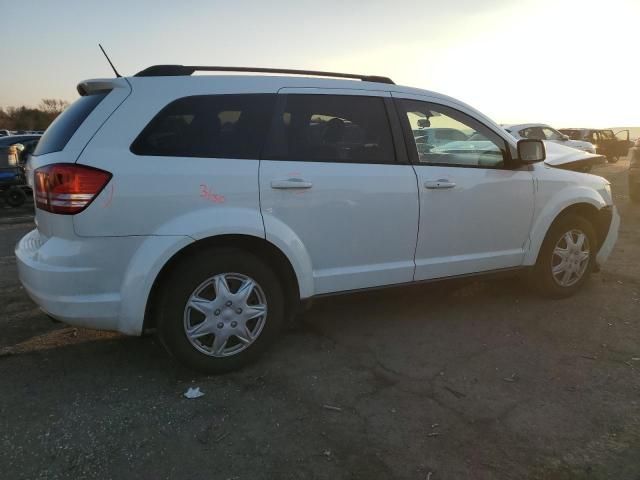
[118, 208, 315, 334]
[153, 207, 314, 299]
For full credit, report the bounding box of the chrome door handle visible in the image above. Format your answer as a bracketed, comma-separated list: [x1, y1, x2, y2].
[424, 179, 456, 189]
[270, 178, 313, 189]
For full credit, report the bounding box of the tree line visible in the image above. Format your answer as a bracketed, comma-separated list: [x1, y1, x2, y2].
[0, 99, 69, 131]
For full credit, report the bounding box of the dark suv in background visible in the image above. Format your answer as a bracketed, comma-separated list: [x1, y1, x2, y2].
[559, 128, 632, 163]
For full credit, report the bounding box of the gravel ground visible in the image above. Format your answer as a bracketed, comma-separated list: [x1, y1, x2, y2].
[0, 160, 638, 480]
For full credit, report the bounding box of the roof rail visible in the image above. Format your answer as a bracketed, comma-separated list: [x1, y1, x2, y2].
[134, 65, 395, 85]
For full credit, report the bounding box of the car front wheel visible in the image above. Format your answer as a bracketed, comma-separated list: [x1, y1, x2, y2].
[157, 248, 285, 373]
[532, 214, 596, 298]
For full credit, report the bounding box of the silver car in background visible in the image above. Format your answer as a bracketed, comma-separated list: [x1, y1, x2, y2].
[505, 123, 596, 153]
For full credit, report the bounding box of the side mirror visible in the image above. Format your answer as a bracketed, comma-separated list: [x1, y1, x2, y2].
[518, 139, 545, 163]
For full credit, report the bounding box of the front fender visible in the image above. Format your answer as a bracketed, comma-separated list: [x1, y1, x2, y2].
[524, 186, 607, 265]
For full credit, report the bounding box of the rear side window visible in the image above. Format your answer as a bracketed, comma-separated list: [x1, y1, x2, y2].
[34, 92, 108, 156]
[263, 94, 395, 164]
[131, 94, 276, 159]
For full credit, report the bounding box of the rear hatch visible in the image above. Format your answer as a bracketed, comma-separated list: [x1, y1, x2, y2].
[29, 78, 131, 237]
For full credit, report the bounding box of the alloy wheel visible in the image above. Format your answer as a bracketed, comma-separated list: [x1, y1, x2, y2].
[183, 273, 268, 357]
[551, 229, 590, 287]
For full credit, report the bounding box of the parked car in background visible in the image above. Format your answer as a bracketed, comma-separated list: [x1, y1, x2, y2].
[0, 134, 41, 165]
[629, 138, 640, 203]
[16, 66, 619, 373]
[559, 128, 632, 163]
[412, 125, 470, 149]
[504, 123, 596, 153]
[0, 129, 11, 137]
[0, 134, 39, 207]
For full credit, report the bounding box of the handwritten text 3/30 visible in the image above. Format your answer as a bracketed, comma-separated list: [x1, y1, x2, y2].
[200, 184, 225, 204]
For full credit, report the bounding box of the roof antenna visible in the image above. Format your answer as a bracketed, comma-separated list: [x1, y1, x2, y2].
[98, 44, 121, 78]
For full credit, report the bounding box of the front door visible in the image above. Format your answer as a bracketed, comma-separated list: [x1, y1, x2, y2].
[615, 130, 632, 158]
[260, 90, 419, 295]
[393, 95, 535, 280]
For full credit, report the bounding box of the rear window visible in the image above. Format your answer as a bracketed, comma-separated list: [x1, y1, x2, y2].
[34, 92, 108, 156]
[130, 94, 276, 159]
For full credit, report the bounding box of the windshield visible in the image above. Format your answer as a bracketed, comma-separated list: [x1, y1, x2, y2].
[543, 127, 564, 141]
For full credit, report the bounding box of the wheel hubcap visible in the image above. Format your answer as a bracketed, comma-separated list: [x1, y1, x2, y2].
[183, 273, 268, 357]
[551, 229, 590, 287]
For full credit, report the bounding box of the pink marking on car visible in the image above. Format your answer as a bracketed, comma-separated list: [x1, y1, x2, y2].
[200, 184, 225, 204]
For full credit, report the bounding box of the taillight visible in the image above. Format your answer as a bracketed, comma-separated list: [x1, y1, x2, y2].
[34, 163, 112, 214]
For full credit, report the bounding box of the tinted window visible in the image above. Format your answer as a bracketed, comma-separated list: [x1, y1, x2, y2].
[398, 99, 507, 168]
[263, 95, 394, 163]
[34, 93, 107, 155]
[131, 94, 276, 159]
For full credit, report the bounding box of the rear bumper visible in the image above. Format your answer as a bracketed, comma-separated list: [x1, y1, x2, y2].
[15, 229, 144, 333]
[595, 206, 619, 268]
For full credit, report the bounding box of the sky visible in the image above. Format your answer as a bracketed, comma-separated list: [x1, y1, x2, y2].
[2, 0, 639, 127]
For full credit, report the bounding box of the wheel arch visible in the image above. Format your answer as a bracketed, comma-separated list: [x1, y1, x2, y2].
[143, 234, 302, 333]
[525, 197, 611, 266]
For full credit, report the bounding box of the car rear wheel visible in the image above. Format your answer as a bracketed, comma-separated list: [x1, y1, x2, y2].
[5, 187, 26, 207]
[531, 214, 596, 298]
[157, 248, 285, 373]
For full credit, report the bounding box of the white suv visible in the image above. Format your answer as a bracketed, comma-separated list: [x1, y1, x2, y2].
[16, 66, 620, 372]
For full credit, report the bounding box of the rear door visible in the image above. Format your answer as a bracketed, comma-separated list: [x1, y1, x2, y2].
[394, 95, 535, 280]
[259, 89, 419, 295]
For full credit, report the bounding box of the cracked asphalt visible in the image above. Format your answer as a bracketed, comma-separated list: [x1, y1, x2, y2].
[1, 160, 639, 479]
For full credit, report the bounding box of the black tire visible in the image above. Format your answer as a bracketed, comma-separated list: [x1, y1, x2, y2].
[157, 248, 285, 373]
[531, 214, 596, 298]
[5, 187, 26, 207]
